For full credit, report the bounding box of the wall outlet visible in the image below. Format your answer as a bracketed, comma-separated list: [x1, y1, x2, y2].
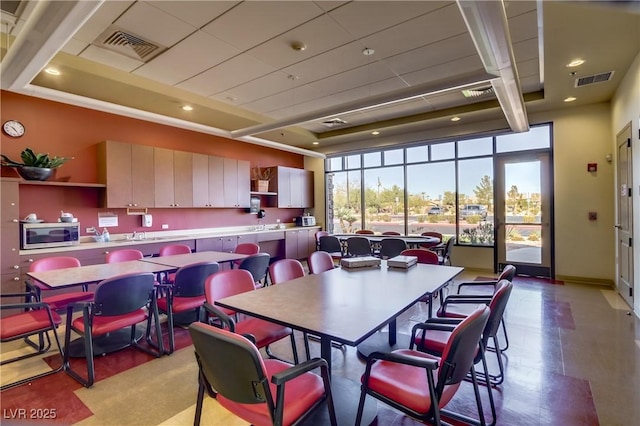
[162, 224, 169, 229]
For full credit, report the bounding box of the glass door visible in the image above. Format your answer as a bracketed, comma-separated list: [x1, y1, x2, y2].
[495, 153, 553, 277]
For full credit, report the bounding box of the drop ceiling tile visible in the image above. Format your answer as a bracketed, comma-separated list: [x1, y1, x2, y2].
[214, 71, 297, 106]
[134, 30, 240, 85]
[306, 61, 399, 96]
[327, 1, 449, 39]
[177, 54, 276, 96]
[246, 14, 354, 70]
[114, 1, 196, 47]
[508, 10, 538, 44]
[400, 56, 486, 86]
[313, 1, 350, 13]
[242, 83, 324, 117]
[281, 41, 371, 85]
[359, 4, 467, 60]
[71, 1, 134, 44]
[147, 1, 239, 28]
[505, 0, 537, 18]
[382, 33, 477, 76]
[513, 38, 539, 63]
[61, 38, 88, 55]
[79, 45, 145, 72]
[201, 1, 324, 51]
[517, 58, 541, 79]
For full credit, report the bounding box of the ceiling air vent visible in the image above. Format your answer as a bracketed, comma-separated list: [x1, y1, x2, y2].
[94, 27, 166, 62]
[461, 85, 494, 98]
[575, 71, 614, 87]
[321, 118, 348, 128]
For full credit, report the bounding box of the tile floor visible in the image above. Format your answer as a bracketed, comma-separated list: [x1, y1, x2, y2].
[1, 270, 639, 425]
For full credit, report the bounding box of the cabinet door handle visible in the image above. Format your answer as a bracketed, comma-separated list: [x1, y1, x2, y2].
[13, 276, 20, 281]
[28, 258, 34, 262]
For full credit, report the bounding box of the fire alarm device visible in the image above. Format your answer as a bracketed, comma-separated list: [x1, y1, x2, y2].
[587, 163, 597, 172]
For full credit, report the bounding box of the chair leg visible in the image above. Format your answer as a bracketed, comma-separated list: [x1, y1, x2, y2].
[355, 389, 367, 426]
[166, 304, 175, 355]
[63, 307, 95, 388]
[265, 332, 299, 364]
[303, 332, 311, 361]
[499, 317, 509, 351]
[145, 296, 165, 356]
[479, 350, 497, 426]
[194, 372, 206, 426]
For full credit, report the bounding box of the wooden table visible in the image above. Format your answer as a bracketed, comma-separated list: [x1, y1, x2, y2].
[138, 250, 248, 269]
[27, 260, 170, 288]
[216, 261, 462, 371]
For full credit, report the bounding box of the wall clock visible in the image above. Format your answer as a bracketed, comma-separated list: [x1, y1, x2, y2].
[2, 120, 25, 138]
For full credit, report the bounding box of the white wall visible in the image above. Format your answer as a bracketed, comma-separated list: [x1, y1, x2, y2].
[611, 51, 640, 316]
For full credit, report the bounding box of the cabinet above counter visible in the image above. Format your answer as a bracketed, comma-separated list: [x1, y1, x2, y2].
[97, 141, 311, 209]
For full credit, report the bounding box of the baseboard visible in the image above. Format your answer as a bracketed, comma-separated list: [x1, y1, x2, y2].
[556, 275, 614, 288]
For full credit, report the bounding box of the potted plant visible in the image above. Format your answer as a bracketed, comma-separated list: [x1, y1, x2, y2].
[251, 166, 272, 192]
[1, 148, 72, 181]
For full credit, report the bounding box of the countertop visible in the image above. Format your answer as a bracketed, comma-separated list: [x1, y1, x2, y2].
[19, 225, 320, 255]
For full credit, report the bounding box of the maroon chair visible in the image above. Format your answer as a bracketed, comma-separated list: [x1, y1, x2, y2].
[204, 269, 300, 364]
[269, 259, 310, 359]
[28, 256, 93, 311]
[233, 242, 260, 267]
[105, 248, 144, 263]
[157, 261, 220, 354]
[456, 264, 516, 351]
[189, 322, 336, 426]
[159, 244, 192, 283]
[355, 305, 490, 426]
[307, 251, 336, 274]
[420, 280, 513, 386]
[382, 231, 401, 235]
[1, 291, 64, 391]
[355, 229, 375, 235]
[400, 249, 439, 265]
[420, 231, 443, 250]
[63, 272, 164, 387]
[412, 281, 514, 426]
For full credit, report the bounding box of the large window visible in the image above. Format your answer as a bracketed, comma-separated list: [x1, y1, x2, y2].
[325, 124, 551, 246]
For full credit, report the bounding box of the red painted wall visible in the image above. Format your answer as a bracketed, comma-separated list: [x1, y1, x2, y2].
[1, 91, 306, 234]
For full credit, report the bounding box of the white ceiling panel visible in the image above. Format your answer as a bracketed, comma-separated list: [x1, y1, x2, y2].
[327, 1, 450, 39]
[212, 71, 296, 106]
[114, 1, 196, 47]
[79, 45, 144, 72]
[382, 33, 477, 76]
[246, 14, 355, 70]
[177, 54, 276, 96]
[70, 1, 134, 44]
[133, 30, 240, 85]
[505, 1, 538, 18]
[513, 38, 540, 63]
[304, 61, 399, 96]
[200, 1, 324, 51]
[400, 56, 486, 87]
[508, 10, 539, 43]
[242, 83, 324, 117]
[61, 38, 88, 56]
[359, 4, 467, 60]
[148, 1, 239, 28]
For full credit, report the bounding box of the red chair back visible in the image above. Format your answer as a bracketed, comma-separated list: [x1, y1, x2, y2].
[159, 244, 192, 256]
[234, 243, 260, 256]
[106, 249, 144, 263]
[420, 231, 443, 248]
[355, 229, 375, 235]
[269, 259, 305, 284]
[30, 256, 82, 290]
[205, 269, 255, 316]
[499, 264, 517, 281]
[382, 231, 400, 235]
[400, 249, 439, 265]
[308, 251, 335, 274]
[314, 230, 329, 243]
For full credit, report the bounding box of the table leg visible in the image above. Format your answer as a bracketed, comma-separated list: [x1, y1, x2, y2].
[320, 336, 332, 373]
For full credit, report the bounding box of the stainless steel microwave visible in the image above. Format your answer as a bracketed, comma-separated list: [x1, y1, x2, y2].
[20, 222, 81, 250]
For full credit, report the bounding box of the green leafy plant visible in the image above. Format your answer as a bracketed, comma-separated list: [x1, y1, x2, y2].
[1, 148, 72, 169]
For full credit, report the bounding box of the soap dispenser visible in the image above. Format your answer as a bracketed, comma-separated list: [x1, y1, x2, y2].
[102, 228, 110, 242]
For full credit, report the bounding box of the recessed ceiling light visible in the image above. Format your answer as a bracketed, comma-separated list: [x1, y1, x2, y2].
[291, 41, 306, 51]
[564, 96, 577, 102]
[371, 131, 380, 135]
[182, 105, 193, 111]
[451, 116, 461, 122]
[44, 67, 60, 75]
[362, 47, 375, 56]
[566, 59, 585, 68]
[312, 141, 319, 145]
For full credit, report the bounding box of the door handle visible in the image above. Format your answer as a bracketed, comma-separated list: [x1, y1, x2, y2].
[614, 224, 622, 229]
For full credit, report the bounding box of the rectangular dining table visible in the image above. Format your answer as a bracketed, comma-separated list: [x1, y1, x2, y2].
[138, 250, 248, 269]
[215, 261, 463, 372]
